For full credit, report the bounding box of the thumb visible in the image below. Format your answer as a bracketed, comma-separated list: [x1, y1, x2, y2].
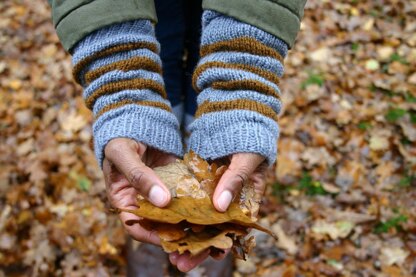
[213, 153, 265, 212]
[105, 139, 171, 207]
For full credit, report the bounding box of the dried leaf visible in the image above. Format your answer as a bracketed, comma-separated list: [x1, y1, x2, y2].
[153, 161, 206, 199]
[369, 135, 389, 151]
[272, 223, 298, 255]
[3, 1, 416, 275]
[183, 151, 227, 198]
[311, 220, 355, 240]
[183, 150, 212, 182]
[122, 197, 276, 238]
[122, 152, 276, 259]
[380, 247, 409, 266]
[139, 220, 187, 242]
[160, 229, 235, 255]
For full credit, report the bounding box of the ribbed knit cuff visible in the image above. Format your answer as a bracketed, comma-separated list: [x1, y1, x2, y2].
[72, 20, 183, 167]
[189, 110, 279, 164]
[94, 105, 183, 166]
[189, 11, 288, 164]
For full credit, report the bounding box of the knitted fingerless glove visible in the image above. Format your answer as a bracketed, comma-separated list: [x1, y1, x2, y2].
[189, 11, 288, 164]
[72, 20, 183, 167]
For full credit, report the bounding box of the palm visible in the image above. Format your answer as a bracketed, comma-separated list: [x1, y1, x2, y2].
[103, 140, 176, 243]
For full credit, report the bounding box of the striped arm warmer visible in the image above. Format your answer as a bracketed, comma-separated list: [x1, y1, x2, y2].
[189, 11, 288, 164]
[72, 20, 183, 167]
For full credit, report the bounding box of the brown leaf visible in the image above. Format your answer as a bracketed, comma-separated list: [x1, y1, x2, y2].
[139, 220, 187, 242]
[122, 197, 276, 239]
[160, 229, 241, 256]
[183, 150, 212, 182]
[122, 152, 276, 259]
[183, 151, 227, 198]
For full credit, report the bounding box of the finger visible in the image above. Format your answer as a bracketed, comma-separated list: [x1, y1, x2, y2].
[105, 139, 171, 207]
[119, 212, 160, 245]
[169, 252, 180, 266]
[213, 153, 265, 212]
[176, 249, 211, 273]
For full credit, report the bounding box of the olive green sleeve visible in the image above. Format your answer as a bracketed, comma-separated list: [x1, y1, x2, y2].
[48, 0, 157, 52]
[202, 0, 307, 48]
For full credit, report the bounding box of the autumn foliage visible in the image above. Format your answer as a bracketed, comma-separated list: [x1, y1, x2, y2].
[0, 0, 415, 276]
[120, 152, 275, 258]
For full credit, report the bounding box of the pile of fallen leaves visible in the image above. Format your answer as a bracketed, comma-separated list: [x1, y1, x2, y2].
[0, 0, 415, 276]
[121, 152, 275, 259]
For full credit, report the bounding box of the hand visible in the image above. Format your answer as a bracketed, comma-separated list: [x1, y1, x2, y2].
[201, 154, 267, 264]
[103, 138, 207, 272]
[169, 153, 267, 271]
[213, 153, 267, 213]
[103, 138, 174, 243]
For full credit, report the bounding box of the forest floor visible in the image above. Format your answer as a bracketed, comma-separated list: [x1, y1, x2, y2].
[0, 0, 415, 276]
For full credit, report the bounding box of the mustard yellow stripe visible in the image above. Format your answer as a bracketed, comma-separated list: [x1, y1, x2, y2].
[210, 80, 281, 101]
[200, 37, 283, 63]
[195, 99, 278, 121]
[85, 56, 162, 85]
[192, 61, 280, 92]
[95, 99, 171, 118]
[85, 78, 166, 109]
[73, 41, 159, 84]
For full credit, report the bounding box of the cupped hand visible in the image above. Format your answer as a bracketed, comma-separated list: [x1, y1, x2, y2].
[213, 153, 267, 213]
[103, 138, 174, 243]
[103, 138, 208, 272]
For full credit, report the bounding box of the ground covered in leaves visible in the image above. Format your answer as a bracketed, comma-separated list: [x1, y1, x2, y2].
[0, 0, 415, 276]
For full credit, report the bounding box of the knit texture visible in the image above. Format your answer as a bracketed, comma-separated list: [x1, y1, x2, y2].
[72, 20, 183, 167]
[189, 11, 288, 164]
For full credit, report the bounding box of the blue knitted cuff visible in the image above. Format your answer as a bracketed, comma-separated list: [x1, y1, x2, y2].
[189, 11, 288, 164]
[94, 105, 183, 166]
[72, 20, 183, 167]
[189, 110, 279, 164]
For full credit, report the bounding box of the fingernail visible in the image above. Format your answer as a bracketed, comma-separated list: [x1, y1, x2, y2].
[149, 185, 168, 206]
[217, 190, 232, 212]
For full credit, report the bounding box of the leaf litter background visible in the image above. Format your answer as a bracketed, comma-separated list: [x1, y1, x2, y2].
[0, 0, 415, 276]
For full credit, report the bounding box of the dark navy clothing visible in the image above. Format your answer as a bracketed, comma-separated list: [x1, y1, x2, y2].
[155, 0, 202, 119]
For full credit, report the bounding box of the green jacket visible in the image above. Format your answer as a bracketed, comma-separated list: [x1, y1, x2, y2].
[48, 0, 307, 53]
